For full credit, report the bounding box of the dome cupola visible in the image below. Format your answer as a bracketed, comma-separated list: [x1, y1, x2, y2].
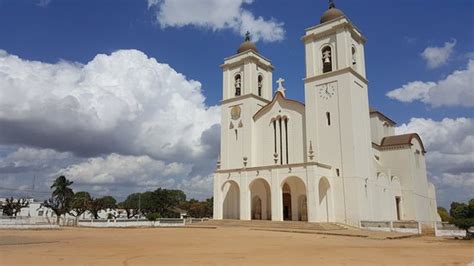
[320, 0, 345, 24]
[237, 31, 258, 54]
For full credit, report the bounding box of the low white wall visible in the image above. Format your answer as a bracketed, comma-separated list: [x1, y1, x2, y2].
[434, 222, 467, 237]
[435, 229, 466, 237]
[360, 221, 421, 234]
[0, 224, 59, 229]
[78, 219, 185, 228]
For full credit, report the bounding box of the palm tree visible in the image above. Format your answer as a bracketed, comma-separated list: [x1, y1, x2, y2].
[51, 175, 74, 200]
[43, 175, 74, 224]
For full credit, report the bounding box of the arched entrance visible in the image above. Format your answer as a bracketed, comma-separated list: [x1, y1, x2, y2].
[222, 181, 240, 219]
[391, 176, 402, 221]
[318, 177, 332, 222]
[250, 178, 271, 220]
[282, 183, 291, 220]
[281, 176, 307, 221]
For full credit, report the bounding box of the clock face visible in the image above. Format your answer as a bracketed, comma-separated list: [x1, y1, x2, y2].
[318, 84, 335, 100]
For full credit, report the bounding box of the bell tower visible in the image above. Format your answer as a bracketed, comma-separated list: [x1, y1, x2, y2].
[219, 33, 274, 170]
[303, 1, 373, 222]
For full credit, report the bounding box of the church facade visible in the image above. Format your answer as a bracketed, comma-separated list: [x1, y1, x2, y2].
[213, 3, 440, 227]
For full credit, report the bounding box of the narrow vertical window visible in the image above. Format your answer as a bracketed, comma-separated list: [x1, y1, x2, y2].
[257, 75, 263, 97]
[285, 118, 289, 164]
[352, 46, 357, 67]
[279, 118, 283, 165]
[326, 112, 331, 126]
[322, 46, 332, 73]
[234, 74, 241, 96]
[415, 150, 420, 168]
[273, 120, 277, 155]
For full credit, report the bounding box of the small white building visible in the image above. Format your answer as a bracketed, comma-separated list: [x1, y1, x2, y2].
[0, 198, 119, 220]
[213, 3, 440, 227]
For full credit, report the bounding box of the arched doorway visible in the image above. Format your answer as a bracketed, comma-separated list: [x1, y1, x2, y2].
[282, 183, 291, 220]
[299, 195, 308, 221]
[282, 176, 307, 221]
[252, 196, 262, 220]
[318, 177, 331, 222]
[375, 173, 390, 220]
[250, 178, 271, 220]
[391, 176, 402, 221]
[222, 181, 240, 219]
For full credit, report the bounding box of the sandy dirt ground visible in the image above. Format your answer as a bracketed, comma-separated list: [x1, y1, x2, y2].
[0, 227, 473, 265]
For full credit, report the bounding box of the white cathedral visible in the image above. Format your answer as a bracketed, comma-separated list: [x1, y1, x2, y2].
[213, 2, 440, 227]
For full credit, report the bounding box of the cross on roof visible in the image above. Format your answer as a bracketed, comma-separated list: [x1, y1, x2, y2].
[276, 78, 286, 96]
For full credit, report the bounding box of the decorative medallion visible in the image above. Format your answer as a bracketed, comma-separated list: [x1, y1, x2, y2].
[231, 105, 241, 120]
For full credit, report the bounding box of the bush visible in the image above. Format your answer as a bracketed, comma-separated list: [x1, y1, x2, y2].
[146, 213, 161, 221]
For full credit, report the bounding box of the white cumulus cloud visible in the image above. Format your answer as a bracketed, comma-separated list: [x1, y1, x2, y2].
[59, 153, 191, 187]
[386, 60, 474, 107]
[148, 0, 285, 42]
[0, 49, 221, 200]
[0, 49, 220, 161]
[396, 117, 474, 205]
[421, 39, 456, 69]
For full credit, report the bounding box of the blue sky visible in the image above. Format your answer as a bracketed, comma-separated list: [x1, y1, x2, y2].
[0, 0, 472, 207]
[1, 0, 472, 120]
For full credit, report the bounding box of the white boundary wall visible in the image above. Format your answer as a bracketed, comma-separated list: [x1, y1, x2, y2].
[434, 222, 467, 237]
[360, 221, 422, 234]
[77, 219, 185, 228]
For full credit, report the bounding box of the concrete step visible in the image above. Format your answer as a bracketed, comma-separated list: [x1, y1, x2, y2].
[190, 219, 346, 231]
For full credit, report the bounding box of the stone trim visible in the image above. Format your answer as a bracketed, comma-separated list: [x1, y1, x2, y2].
[302, 17, 366, 44]
[221, 94, 271, 105]
[215, 161, 332, 174]
[221, 51, 273, 70]
[304, 67, 368, 84]
[252, 91, 305, 121]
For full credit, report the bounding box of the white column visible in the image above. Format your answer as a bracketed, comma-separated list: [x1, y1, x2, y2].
[213, 174, 223, 219]
[271, 169, 283, 221]
[240, 173, 251, 220]
[307, 174, 319, 223]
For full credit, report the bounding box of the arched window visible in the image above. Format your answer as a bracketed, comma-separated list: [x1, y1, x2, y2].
[352, 46, 357, 67]
[322, 46, 332, 73]
[234, 74, 241, 96]
[326, 112, 331, 126]
[257, 75, 263, 97]
[272, 116, 290, 165]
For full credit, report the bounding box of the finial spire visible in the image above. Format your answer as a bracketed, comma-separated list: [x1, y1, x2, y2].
[329, 0, 336, 9]
[244, 31, 251, 42]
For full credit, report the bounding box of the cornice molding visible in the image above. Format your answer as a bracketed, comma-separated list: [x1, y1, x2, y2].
[221, 94, 271, 105]
[304, 67, 368, 84]
[215, 161, 332, 174]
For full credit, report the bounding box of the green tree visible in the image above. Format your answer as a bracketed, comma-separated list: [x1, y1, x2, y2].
[100, 196, 117, 210]
[180, 197, 213, 218]
[119, 193, 140, 218]
[2, 197, 29, 217]
[43, 176, 74, 223]
[87, 196, 117, 219]
[152, 188, 186, 217]
[437, 207, 451, 222]
[88, 197, 104, 219]
[69, 192, 91, 219]
[146, 212, 161, 221]
[450, 199, 474, 239]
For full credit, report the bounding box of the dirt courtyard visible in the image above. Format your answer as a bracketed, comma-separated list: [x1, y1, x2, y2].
[0, 227, 473, 265]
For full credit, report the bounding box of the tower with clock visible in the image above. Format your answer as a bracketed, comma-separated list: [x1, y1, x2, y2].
[213, 1, 440, 228]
